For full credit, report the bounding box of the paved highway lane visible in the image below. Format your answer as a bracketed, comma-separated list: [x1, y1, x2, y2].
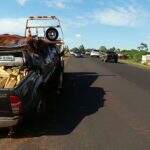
[0, 56, 150, 150]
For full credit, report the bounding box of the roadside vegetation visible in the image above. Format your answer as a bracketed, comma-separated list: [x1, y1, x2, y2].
[121, 49, 149, 62]
[65, 43, 150, 68]
[121, 43, 150, 63]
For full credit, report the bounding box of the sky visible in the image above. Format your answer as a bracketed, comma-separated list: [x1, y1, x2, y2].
[0, 0, 150, 49]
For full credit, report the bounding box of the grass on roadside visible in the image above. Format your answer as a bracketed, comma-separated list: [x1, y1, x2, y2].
[119, 59, 150, 70]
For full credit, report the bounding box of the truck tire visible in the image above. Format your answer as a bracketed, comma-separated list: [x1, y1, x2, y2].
[46, 27, 59, 41]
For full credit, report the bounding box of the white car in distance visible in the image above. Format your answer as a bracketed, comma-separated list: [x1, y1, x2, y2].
[90, 50, 100, 57]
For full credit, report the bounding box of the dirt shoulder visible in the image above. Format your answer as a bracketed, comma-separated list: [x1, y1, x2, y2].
[119, 59, 150, 70]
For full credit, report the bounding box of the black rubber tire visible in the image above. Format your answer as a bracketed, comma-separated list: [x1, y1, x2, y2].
[46, 27, 59, 41]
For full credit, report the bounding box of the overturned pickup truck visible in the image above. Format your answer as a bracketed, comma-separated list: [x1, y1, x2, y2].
[0, 16, 64, 129]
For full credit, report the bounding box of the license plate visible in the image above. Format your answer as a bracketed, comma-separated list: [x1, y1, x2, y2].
[0, 56, 14, 61]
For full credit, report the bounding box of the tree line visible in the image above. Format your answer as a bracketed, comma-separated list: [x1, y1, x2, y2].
[63, 42, 150, 63]
[64, 42, 149, 53]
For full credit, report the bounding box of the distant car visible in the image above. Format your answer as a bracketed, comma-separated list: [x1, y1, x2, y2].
[90, 50, 99, 57]
[70, 51, 82, 57]
[70, 51, 76, 56]
[100, 51, 118, 63]
[74, 52, 82, 58]
[85, 51, 91, 55]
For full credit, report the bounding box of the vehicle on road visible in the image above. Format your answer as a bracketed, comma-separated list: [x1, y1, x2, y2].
[90, 50, 99, 57]
[85, 51, 91, 56]
[70, 51, 75, 56]
[70, 51, 82, 58]
[0, 16, 64, 131]
[100, 51, 118, 63]
[74, 52, 83, 58]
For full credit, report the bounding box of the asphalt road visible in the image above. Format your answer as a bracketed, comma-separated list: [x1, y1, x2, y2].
[0, 56, 150, 150]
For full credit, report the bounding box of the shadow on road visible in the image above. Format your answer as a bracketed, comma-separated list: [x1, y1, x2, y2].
[1, 72, 106, 138]
[99, 74, 117, 77]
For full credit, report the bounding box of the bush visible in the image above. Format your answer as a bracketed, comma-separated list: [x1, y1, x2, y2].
[121, 50, 150, 63]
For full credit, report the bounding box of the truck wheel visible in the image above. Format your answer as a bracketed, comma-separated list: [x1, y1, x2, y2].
[46, 27, 59, 41]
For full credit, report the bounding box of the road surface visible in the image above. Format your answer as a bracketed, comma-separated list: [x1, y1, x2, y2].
[0, 56, 150, 150]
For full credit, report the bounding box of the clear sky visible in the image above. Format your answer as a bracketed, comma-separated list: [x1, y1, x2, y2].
[0, 0, 150, 49]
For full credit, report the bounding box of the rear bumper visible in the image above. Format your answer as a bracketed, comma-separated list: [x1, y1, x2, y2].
[0, 116, 19, 128]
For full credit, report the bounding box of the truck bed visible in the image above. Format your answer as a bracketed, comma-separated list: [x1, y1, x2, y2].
[0, 48, 31, 123]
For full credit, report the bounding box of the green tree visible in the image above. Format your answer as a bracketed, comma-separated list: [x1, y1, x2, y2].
[109, 47, 116, 52]
[121, 49, 150, 63]
[71, 47, 79, 53]
[85, 48, 92, 52]
[137, 43, 148, 51]
[116, 48, 121, 52]
[79, 45, 85, 54]
[99, 46, 107, 52]
[63, 45, 69, 53]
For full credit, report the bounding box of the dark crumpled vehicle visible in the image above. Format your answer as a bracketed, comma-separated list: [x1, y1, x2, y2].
[100, 51, 118, 63]
[0, 16, 64, 131]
